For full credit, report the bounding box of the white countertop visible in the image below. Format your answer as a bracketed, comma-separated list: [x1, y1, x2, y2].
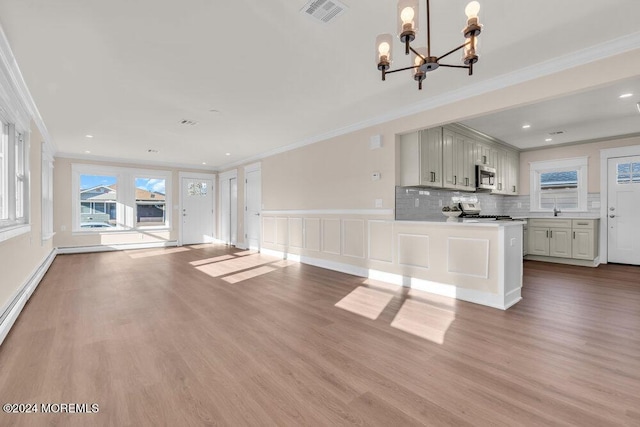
[396, 218, 525, 227]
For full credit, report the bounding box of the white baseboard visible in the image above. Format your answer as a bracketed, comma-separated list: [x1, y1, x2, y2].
[0, 248, 57, 347]
[260, 248, 515, 310]
[524, 254, 599, 267]
[57, 240, 179, 254]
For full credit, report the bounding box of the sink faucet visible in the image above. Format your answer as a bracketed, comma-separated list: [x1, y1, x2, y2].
[553, 206, 561, 217]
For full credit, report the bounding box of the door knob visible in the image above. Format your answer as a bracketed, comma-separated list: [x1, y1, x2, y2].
[609, 207, 615, 211]
[609, 214, 615, 218]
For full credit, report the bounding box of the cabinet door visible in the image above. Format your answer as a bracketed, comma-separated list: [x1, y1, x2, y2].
[462, 138, 475, 189]
[549, 227, 572, 258]
[528, 227, 550, 256]
[442, 128, 456, 189]
[507, 151, 519, 195]
[572, 229, 594, 260]
[493, 149, 507, 194]
[420, 128, 442, 187]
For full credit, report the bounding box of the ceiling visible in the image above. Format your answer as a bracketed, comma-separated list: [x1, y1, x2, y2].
[0, 0, 639, 168]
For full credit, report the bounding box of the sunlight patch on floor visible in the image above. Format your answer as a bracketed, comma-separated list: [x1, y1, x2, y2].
[189, 254, 236, 266]
[390, 299, 455, 344]
[188, 243, 216, 249]
[195, 254, 278, 278]
[233, 250, 258, 256]
[222, 266, 277, 284]
[127, 247, 190, 259]
[335, 286, 395, 320]
[272, 259, 297, 268]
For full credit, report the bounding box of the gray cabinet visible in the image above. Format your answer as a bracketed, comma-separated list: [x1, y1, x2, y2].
[443, 128, 475, 190]
[400, 128, 443, 187]
[527, 218, 599, 262]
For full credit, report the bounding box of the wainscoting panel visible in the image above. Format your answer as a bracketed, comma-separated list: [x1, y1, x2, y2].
[322, 219, 341, 255]
[368, 220, 393, 263]
[342, 219, 365, 259]
[304, 218, 321, 252]
[398, 234, 430, 269]
[288, 218, 304, 248]
[447, 237, 489, 278]
[263, 217, 276, 244]
[276, 217, 288, 246]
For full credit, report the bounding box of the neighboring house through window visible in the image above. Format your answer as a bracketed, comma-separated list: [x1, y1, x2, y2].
[530, 157, 588, 212]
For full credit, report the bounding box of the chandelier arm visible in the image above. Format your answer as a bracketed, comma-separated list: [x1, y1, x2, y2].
[385, 64, 421, 75]
[437, 41, 470, 62]
[439, 64, 471, 69]
[409, 46, 426, 61]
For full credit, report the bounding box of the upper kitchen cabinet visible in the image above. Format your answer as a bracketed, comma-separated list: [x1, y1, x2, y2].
[399, 123, 520, 194]
[399, 128, 443, 187]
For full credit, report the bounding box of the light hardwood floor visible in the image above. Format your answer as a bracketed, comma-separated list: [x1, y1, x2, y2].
[1, 245, 639, 426]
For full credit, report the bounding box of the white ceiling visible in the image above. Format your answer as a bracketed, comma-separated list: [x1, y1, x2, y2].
[1, 0, 639, 168]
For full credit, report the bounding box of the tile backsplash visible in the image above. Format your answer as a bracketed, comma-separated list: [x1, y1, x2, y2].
[395, 186, 601, 220]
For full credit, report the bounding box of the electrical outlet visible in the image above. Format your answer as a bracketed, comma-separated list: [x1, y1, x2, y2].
[371, 172, 381, 181]
[375, 198, 383, 208]
[60, 225, 66, 231]
[415, 198, 419, 207]
[517, 202, 522, 209]
[438, 199, 443, 207]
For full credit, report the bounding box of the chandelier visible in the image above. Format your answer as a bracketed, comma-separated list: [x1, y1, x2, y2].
[376, 0, 483, 90]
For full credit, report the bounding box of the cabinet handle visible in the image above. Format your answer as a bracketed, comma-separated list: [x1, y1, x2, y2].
[577, 222, 588, 225]
[546, 230, 549, 238]
[454, 175, 457, 185]
[550, 230, 553, 238]
[498, 183, 502, 191]
[482, 155, 487, 164]
[573, 231, 575, 239]
[512, 186, 516, 193]
[465, 177, 469, 186]
[431, 172, 436, 183]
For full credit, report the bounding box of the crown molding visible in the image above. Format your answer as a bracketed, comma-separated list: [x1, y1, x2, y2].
[217, 31, 640, 171]
[55, 152, 216, 172]
[0, 24, 56, 155]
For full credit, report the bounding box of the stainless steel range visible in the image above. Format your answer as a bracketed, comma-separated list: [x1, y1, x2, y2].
[458, 202, 513, 222]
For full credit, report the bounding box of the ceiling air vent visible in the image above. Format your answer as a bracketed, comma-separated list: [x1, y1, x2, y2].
[301, 0, 347, 24]
[548, 131, 565, 135]
[180, 119, 198, 126]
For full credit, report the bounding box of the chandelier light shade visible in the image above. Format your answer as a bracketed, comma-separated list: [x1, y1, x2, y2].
[376, 0, 483, 90]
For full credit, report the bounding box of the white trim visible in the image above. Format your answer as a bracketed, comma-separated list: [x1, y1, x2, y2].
[260, 247, 515, 310]
[56, 152, 215, 172]
[218, 169, 238, 246]
[244, 163, 262, 251]
[216, 32, 640, 172]
[178, 171, 217, 246]
[262, 209, 394, 216]
[529, 156, 589, 213]
[0, 224, 30, 243]
[0, 248, 57, 347]
[57, 240, 179, 254]
[599, 144, 640, 264]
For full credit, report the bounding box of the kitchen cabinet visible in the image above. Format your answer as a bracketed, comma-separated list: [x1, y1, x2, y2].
[400, 128, 442, 187]
[507, 150, 520, 195]
[527, 219, 572, 258]
[572, 219, 598, 260]
[442, 128, 475, 190]
[527, 218, 599, 262]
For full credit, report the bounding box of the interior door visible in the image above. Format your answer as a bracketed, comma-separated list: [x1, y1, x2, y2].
[245, 168, 262, 250]
[181, 177, 214, 245]
[219, 175, 238, 246]
[608, 156, 640, 264]
[230, 177, 237, 246]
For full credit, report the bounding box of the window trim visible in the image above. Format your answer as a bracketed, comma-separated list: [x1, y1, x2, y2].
[0, 121, 30, 242]
[71, 164, 172, 233]
[529, 156, 588, 213]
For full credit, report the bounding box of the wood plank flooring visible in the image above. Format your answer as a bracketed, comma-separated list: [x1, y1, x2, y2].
[0, 245, 639, 426]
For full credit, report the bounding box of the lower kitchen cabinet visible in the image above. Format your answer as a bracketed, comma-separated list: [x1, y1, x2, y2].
[526, 218, 599, 266]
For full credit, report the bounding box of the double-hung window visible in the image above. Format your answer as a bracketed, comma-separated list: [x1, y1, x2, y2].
[530, 157, 588, 212]
[0, 120, 30, 241]
[72, 164, 171, 232]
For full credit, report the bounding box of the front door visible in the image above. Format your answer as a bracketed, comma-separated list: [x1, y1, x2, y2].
[181, 177, 214, 245]
[245, 168, 262, 250]
[607, 156, 640, 265]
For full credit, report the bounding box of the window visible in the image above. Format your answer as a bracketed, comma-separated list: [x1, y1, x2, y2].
[41, 143, 54, 241]
[72, 164, 171, 232]
[135, 177, 167, 227]
[0, 121, 30, 236]
[530, 157, 588, 212]
[616, 161, 640, 184]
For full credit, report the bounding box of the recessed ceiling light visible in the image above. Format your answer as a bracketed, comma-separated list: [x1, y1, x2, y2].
[85, 134, 94, 138]
[637, 102, 640, 114]
[522, 124, 531, 129]
[208, 109, 221, 114]
[225, 153, 231, 156]
[202, 162, 207, 165]
[84, 150, 91, 154]
[545, 138, 552, 142]
[619, 93, 633, 99]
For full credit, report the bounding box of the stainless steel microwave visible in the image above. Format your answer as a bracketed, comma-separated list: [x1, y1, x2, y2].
[476, 165, 496, 190]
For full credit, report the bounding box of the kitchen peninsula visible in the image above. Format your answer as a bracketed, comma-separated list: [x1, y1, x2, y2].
[260, 213, 524, 310]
